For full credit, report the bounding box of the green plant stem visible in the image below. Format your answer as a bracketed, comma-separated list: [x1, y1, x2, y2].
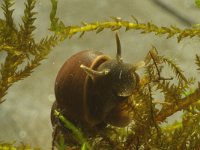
[50, 0, 200, 42]
[54, 110, 91, 150]
[52, 19, 200, 42]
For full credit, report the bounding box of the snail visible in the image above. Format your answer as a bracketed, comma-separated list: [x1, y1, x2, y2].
[51, 33, 151, 130]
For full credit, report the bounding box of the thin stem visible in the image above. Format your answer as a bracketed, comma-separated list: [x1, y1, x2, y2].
[149, 51, 173, 81]
[156, 87, 200, 122]
[52, 19, 200, 42]
[54, 110, 92, 149]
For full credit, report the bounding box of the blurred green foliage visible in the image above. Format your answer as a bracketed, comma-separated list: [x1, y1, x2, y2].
[0, 142, 41, 150]
[195, 0, 200, 8]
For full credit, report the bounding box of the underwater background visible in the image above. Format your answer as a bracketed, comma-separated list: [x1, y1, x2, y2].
[0, 0, 200, 149]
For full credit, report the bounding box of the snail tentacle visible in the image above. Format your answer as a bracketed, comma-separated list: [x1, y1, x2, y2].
[115, 32, 123, 63]
[80, 64, 110, 79]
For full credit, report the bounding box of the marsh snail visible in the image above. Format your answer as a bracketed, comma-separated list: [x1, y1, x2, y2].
[51, 33, 147, 129]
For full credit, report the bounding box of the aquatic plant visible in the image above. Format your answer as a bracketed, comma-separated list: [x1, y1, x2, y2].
[0, 142, 41, 150]
[0, 0, 59, 103]
[0, 0, 200, 149]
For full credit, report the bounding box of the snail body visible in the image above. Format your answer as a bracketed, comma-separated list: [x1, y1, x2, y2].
[51, 34, 141, 129]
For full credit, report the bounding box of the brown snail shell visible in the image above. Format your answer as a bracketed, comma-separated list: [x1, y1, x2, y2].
[54, 50, 110, 127]
[52, 33, 141, 129]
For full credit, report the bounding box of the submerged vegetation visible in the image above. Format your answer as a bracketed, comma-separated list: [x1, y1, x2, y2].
[0, 0, 200, 149]
[0, 0, 58, 103]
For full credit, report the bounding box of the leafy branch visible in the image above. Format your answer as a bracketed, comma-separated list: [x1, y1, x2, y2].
[50, 0, 200, 42]
[161, 56, 188, 84]
[196, 54, 200, 71]
[0, 0, 59, 103]
[156, 83, 200, 122]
